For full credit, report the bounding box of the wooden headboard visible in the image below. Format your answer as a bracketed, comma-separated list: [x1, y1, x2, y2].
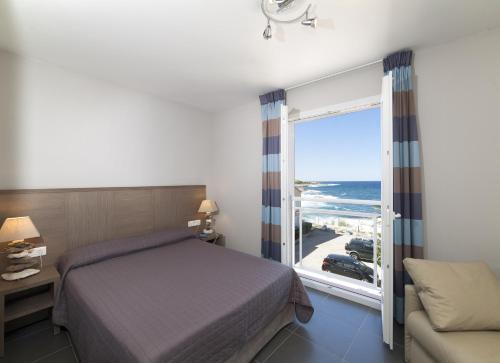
[0, 185, 206, 266]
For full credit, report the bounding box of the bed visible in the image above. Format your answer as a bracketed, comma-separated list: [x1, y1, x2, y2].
[53, 229, 313, 363]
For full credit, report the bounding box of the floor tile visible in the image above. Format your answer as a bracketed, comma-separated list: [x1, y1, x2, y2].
[33, 346, 77, 363]
[266, 333, 342, 363]
[0, 329, 70, 363]
[253, 327, 293, 363]
[5, 320, 52, 342]
[359, 309, 405, 348]
[305, 287, 329, 309]
[5, 320, 53, 342]
[294, 309, 358, 358]
[320, 295, 370, 328]
[360, 308, 382, 336]
[344, 328, 404, 363]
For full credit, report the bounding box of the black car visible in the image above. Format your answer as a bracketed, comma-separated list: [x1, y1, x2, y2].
[321, 254, 374, 283]
[345, 238, 374, 261]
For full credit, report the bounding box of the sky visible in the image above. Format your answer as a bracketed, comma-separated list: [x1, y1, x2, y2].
[294, 107, 381, 181]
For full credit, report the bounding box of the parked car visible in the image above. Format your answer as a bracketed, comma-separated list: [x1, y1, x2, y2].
[345, 238, 374, 262]
[321, 254, 374, 283]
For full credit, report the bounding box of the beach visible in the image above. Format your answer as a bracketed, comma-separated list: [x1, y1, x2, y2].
[295, 181, 382, 280]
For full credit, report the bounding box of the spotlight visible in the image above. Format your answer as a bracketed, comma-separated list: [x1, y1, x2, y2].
[301, 11, 317, 28]
[277, 0, 295, 12]
[263, 19, 272, 39]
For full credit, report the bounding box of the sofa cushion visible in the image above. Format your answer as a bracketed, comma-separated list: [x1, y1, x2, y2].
[404, 258, 500, 331]
[407, 310, 500, 363]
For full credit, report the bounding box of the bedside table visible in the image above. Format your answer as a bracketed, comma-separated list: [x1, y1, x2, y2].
[199, 233, 225, 246]
[0, 265, 60, 356]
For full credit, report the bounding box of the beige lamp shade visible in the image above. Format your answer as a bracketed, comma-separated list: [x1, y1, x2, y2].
[0, 217, 40, 243]
[198, 200, 218, 214]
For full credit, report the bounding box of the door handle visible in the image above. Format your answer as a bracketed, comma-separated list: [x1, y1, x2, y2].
[387, 206, 401, 219]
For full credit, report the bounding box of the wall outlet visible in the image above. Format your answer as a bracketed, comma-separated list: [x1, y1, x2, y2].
[28, 246, 47, 257]
[188, 219, 201, 227]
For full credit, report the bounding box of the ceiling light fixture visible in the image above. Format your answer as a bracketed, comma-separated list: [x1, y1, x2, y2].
[261, 0, 317, 40]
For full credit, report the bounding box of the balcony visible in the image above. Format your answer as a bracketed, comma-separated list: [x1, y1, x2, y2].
[293, 196, 382, 299]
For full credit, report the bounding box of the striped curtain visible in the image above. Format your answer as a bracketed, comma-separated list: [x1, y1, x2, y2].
[384, 50, 424, 324]
[260, 89, 286, 261]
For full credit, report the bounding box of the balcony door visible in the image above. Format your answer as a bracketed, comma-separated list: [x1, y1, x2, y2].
[280, 80, 395, 348]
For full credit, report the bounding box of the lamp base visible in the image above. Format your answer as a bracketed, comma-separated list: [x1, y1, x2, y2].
[2, 268, 40, 281]
[4, 242, 35, 254]
[8, 239, 25, 246]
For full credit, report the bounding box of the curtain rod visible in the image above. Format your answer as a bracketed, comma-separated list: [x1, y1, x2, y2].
[285, 59, 383, 92]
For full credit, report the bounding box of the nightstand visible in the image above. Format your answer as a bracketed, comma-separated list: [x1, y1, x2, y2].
[199, 233, 225, 246]
[0, 265, 60, 356]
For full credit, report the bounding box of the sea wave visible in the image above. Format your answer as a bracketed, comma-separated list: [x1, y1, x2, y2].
[300, 189, 337, 208]
[307, 183, 340, 188]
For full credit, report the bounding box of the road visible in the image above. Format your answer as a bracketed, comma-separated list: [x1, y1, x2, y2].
[295, 228, 375, 272]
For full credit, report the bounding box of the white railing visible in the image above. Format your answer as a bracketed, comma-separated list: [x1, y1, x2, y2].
[293, 196, 382, 290]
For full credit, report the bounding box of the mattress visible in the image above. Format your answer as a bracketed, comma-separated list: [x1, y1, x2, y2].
[53, 229, 313, 363]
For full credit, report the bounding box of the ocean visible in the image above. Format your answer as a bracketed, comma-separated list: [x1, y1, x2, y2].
[298, 181, 381, 224]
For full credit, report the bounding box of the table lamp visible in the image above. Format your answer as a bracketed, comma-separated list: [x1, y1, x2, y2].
[198, 200, 219, 234]
[0, 217, 40, 247]
[0, 217, 42, 281]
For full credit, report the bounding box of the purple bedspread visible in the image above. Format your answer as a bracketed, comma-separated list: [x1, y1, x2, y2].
[53, 229, 313, 363]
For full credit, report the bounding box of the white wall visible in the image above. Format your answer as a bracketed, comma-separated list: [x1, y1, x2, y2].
[208, 101, 262, 256]
[0, 50, 210, 189]
[287, 63, 382, 114]
[415, 29, 500, 275]
[208, 28, 500, 276]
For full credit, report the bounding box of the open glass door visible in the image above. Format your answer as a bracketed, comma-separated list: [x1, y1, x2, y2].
[281, 87, 395, 348]
[280, 104, 292, 266]
[291, 106, 382, 300]
[381, 71, 394, 349]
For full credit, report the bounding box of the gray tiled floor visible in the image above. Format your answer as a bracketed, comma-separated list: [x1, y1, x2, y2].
[0, 320, 77, 363]
[0, 287, 404, 362]
[253, 287, 405, 363]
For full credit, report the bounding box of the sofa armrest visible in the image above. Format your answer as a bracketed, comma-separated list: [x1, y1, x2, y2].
[405, 284, 424, 362]
[405, 284, 423, 319]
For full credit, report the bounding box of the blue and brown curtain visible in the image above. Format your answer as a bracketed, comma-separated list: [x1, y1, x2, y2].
[260, 89, 286, 261]
[384, 50, 424, 324]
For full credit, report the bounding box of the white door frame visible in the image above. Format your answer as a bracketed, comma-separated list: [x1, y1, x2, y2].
[381, 72, 394, 349]
[281, 95, 382, 268]
[281, 93, 395, 348]
[280, 104, 291, 266]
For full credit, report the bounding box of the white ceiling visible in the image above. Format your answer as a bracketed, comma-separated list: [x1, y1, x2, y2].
[1, 0, 500, 112]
